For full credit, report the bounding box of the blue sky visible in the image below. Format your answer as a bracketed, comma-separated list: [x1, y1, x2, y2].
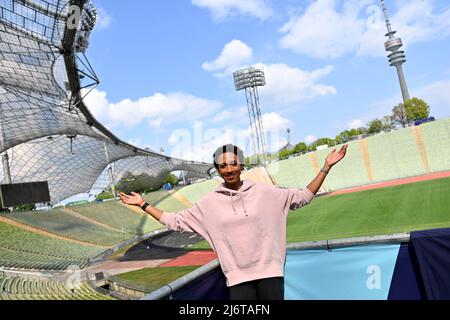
[83, 0, 450, 162]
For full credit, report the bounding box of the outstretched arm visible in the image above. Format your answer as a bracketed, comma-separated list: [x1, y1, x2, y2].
[119, 191, 206, 237]
[306, 144, 348, 194]
[119, 192, 163, 221]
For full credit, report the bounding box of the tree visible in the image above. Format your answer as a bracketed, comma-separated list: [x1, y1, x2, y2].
[309, 138, 335, 151]
[115, 171, 157, 194]
[282, 149, 294, 158]
[96, 191, 114, 201]
[404, 97, 430, 122]
[350, 127, 367, 136]
[392, 103, 408, 127]
[292, 142, 307, 154]
[14, 204, 35, 212]
[164, 173, 178, 186]
[382, 115, 395, 132]
[244, 155, 258, 167]
[335, 128, 366, 144]
[367, 118, 383, 134]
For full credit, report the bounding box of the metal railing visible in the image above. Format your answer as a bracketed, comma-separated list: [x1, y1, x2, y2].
[142, 259, 220, 300]
[142, 232, 411, 300]
[286, 232, 410, 250]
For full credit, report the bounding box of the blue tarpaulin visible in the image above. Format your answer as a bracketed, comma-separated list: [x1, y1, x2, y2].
[163, 228, 450, 300]
[284, 244, 400, 300]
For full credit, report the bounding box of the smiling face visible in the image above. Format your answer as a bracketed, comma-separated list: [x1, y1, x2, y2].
[217, 152, 243, 185]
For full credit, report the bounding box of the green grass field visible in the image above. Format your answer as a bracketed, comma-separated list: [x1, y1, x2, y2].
[110, 266, 199, 293]
[71, 201, 162, 235]
[287, 176, 450, 242]
[189, 177, 450, 248]
[1, 209, 131, 246]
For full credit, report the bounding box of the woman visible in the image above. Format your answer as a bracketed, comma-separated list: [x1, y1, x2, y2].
[120, 144, 348, 300]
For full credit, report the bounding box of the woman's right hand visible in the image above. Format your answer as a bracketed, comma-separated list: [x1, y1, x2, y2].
[119, 192, 145, 207]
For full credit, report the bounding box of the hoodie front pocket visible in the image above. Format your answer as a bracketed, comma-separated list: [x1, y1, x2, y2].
[219, 218, 268, 271]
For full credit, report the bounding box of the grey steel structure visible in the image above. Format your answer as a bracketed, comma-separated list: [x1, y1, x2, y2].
[233, 67, 267, 165]
[0, 0, 212, 205]
[381, 0, 411, 103]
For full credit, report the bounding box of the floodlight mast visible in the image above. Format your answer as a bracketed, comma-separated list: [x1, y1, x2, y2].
[233, 67, 268, 166]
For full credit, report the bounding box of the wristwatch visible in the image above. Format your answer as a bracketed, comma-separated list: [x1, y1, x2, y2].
[320, 167, 330, 174]
[141, 202, 150, 211]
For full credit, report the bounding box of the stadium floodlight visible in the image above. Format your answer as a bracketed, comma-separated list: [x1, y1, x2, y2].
[233, 67, 268, 166]
[233, 67, 266, 91]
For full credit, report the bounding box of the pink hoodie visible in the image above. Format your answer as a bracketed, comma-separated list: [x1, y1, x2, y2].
[160, 179, 315, 287]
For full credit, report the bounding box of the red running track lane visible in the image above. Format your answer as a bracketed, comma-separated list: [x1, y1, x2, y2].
[329, 171, 450, 196]
[159, 250, 218, 267]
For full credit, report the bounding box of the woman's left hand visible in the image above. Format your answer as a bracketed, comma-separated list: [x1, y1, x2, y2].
[325, 144, 348, 169]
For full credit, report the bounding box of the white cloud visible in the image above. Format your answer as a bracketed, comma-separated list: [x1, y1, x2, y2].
[270, 137, 289, 152]
[211, 106, 248, 124]
[212, 110, 232, 123]
[202, 40, 337, 106]
[96, 7, 113, 30]
[202, 41, 336, 106]
[127, 138, 157, 152]
[168, 112, 292, 162]
[170, 126, 248, 162]
[261, 113, 292, 152]
[414, 80, 450, 118]
[192, 0, 273, 21]
[82, 88, 110, 121]
[279, 0, 450, 59]
[127, 137, 142, 147]
[202, 40, 253, 77]
[82, 89, 222, 129]
[261, 112, 291, 132]
[257, 63, 337, 106]
[304, 135, 317, 144]
[279, 0, 367, 59]
[168, 134, 180, 146]
[348, 119, 364, 129]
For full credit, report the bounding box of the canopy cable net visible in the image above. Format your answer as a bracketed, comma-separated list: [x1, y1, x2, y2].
[0, 0, 212, 204]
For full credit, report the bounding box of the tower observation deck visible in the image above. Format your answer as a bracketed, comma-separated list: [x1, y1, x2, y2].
[381, 0, 411, 103]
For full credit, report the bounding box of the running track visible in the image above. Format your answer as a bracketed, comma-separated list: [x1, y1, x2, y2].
[329, 171, 450, 196]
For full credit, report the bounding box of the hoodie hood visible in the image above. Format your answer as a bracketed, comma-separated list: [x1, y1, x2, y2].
[215, 180, 256, 215]
[215, 179, 256, 195]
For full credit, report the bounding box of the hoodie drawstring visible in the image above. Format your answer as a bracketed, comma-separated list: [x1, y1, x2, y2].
[240, 196, 248, 216]
[229, 192, 237, 214]
[229, 191, 248, 216]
